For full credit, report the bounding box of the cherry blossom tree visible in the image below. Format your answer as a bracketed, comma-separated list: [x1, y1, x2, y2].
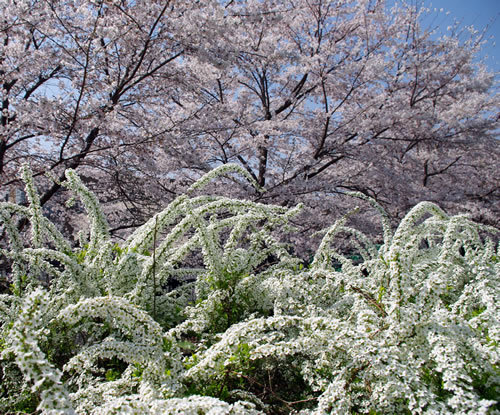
[1, 0, 498, 246]
[170, 0, 499, 235]
[0, 0, 206, 227]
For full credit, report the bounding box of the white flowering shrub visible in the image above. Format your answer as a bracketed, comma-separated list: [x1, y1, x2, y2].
[0, 166, 498, 414]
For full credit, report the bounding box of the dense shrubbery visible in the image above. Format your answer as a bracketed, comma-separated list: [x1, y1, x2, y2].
[0, 165, 498, 414]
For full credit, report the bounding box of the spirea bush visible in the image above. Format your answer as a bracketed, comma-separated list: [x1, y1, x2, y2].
[0, 164, 498, 414]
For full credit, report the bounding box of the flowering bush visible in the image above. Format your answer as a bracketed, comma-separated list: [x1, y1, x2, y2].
[0, 165, 498, 414]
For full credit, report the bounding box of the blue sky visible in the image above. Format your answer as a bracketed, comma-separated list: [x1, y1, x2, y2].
[418, 0, 500, 73]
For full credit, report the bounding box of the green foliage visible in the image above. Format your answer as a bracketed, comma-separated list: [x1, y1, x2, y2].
[0, 164, 498, 414]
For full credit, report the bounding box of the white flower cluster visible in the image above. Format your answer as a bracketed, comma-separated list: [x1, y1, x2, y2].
[1, 289, 75, 414]
[0, 165, 498, 414]
[90, 394, 263, 415]
[180, 199, 499, 414]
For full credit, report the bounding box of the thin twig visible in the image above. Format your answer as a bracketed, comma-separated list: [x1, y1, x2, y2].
[350, 285, 387, 317]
